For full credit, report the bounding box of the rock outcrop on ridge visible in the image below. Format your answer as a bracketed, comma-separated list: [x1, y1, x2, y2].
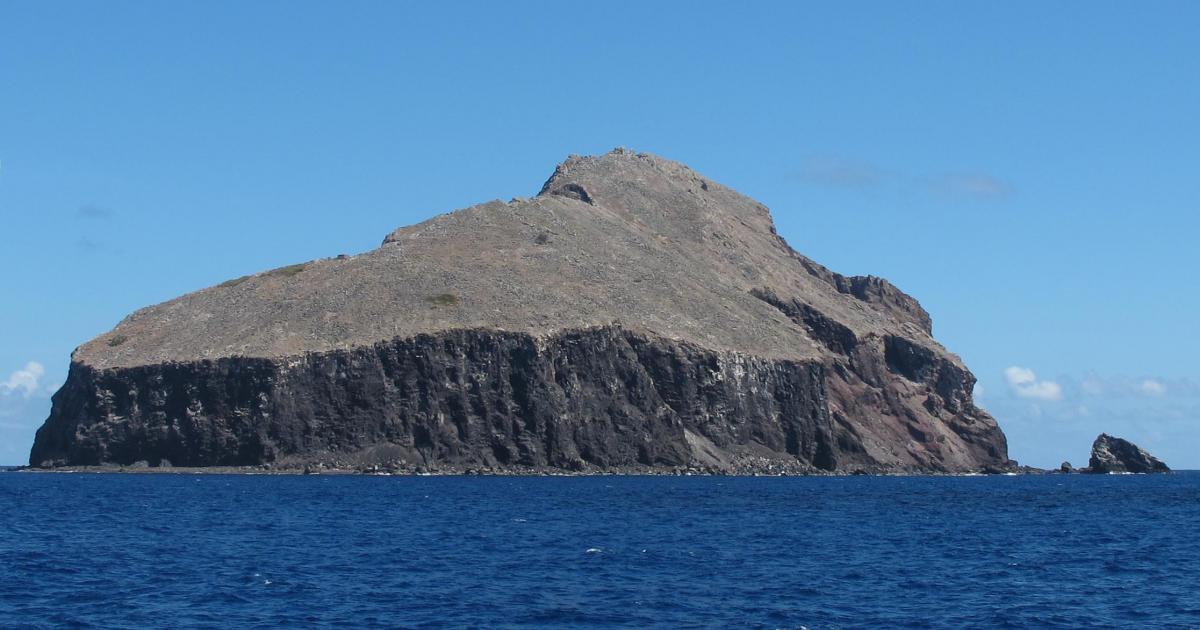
[30, 149, 1011, 473]
[1087, 434, 1169, 473]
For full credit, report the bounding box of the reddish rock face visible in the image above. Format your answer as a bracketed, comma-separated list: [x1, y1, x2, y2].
[32, 150, 1010, 473]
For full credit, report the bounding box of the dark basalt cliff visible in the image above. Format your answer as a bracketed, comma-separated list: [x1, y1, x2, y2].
[31, 150, 1010, 473]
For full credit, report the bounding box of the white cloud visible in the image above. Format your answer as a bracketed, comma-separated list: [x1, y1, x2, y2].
[1140, 379, 1167, 397]
[1004, 366, 1063, 401]
[973, 383, 985, 400]
[0, 362, 45, 399]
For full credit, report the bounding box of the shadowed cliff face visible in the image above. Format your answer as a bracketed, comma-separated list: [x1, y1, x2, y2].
[32, 150, 1010, 472]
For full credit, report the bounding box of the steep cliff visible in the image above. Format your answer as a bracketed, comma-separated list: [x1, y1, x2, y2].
[31, 149, 1010, 473]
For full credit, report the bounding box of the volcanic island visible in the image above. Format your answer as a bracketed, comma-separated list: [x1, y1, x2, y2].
[31, 150, 1013, 475]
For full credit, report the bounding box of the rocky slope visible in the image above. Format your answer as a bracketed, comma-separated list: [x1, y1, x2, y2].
[30, 149, 1010, 473]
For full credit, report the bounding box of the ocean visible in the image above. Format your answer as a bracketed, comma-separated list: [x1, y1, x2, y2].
[1, 472, 1197, 629]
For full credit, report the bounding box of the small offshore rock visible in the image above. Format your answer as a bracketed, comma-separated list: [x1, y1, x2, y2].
[1087, 433, 1169, 474]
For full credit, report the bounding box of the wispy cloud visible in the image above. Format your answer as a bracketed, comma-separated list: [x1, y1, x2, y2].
[1075, 375, 1191, 399]
[793, 154, 1013, 201]
[75, 237, 103, 251]
[73, 204, 117, 252]
[1004, 366, 1063, 401]
[928, 173, 1015, 200]
[0, 362, 45, 399]
[1081, 373, 1105, 395]
[77, 204, 114, 220]
[1139, 379, 1167, 397]
[794, 156, 887, 189]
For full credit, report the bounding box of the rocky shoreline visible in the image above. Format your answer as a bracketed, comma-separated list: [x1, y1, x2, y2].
[12, 433, 1171, 477]
[12, 465, 1010, 476]
[7, 465, 1174, 476]
[4, 461, 1150, 477]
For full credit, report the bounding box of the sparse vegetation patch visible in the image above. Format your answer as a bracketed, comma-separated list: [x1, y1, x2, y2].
[426, 293, 459, 307]
[266, 263, 308, 278]
[108, 334, 128, 347]
[218, 275, 250, 288]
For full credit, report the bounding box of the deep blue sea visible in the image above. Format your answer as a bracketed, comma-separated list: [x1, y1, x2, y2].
[1, 473, 1198, 629]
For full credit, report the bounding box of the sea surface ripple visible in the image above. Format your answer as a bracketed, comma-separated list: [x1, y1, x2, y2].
[1, 472, 1198, 628]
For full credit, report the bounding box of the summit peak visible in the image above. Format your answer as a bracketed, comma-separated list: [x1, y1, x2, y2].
[538, 149, 716, 203]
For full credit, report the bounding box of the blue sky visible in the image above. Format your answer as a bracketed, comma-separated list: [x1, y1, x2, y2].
[2, 1, 1197, 467]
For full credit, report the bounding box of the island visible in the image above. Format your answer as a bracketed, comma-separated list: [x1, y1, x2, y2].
[30, 150, 1012, 475]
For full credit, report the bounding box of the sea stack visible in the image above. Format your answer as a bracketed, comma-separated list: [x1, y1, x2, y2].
[1087, 433, 1169, 473]
[30, 150, 1010, 474]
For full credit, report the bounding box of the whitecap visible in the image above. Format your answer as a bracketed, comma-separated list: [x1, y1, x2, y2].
[585, 547, 603, 554]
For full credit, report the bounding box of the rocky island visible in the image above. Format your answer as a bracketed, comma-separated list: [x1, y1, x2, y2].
[1086, 433, 1170, 474]
[30, 150, 1012, 474]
